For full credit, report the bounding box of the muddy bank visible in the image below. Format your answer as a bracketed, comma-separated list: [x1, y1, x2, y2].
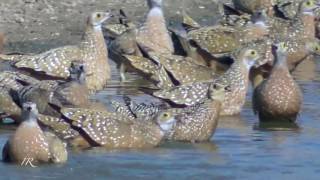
[0, 0, 229, 53]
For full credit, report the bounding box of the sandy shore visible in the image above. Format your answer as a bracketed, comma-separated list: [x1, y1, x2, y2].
[0, 0, 230, 53]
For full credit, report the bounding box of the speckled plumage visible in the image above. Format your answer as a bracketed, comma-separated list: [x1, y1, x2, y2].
[108, 2, 173, 81]
[2, 102, 67, 164]
[112, 95, 167, 121]
[0, 71, 40, 122]
[13, 61, 90, 117]
[0, 71, 39, 91]
[0, 86, 22, 121]
[164, 84, 226, 142]
[220, 14, 252, 28]
[269, 0, 318, 40]
[124, 55, 174, 88]
[0, 12, 111, 91]
[154, 48, 260, 116]
[187, 22, 268, 57]
[285, 38, 320, 71]
[38, 103, 176, 149]
[59, 107, 175, 149]
[147, 52, 216, 84]
[136, 0, 174, 54]
[275, 0, 305, 19]
[253, 43, 302, 122]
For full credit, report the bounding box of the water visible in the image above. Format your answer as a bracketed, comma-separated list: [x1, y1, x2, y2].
[0, 57, 319, 179]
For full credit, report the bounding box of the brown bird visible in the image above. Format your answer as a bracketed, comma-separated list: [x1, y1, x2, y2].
[0, 12, 112, 91]
[186, 13, 269, 58]
[164, 83, 228, 142]
[38, 104, 176, 149]
[108, 0, 174, 81]
[2, 102, 67, 164]
[137, 0, 174, 53]
[253, 43, 302, 122]
[154, 48, 261, 116]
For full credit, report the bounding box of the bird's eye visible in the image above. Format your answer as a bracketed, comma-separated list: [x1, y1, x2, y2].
[96, 13, 101, 18]
[213, 84, 218, 89]
[306, 1, 311, 6]
[163, 113, 169, 118]
[250, 51, 256, 55]
[225, 86, 231, 91]
[79, 65, 84, 71]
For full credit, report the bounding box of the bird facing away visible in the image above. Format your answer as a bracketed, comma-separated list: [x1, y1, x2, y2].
[2, 102, 67, 164]
[0, 12, 112, 91]
[164, 83, 228, 142]
[137, 0, 174, 54]
[253, 43, 302, 122]
[153, 48, 261, 116]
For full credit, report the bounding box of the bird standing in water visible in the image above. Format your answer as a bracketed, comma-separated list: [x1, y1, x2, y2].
[253, 43, 302, 122]
[2, 102, 67, 164]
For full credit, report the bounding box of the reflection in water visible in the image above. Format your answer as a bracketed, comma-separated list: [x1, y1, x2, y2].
[253, 121, 300, 131]
[218, 115, 251, 135]
[0, 52, 319, 179]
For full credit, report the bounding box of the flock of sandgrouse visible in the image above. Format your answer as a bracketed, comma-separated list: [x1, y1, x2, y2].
[0, 0, 319, 165]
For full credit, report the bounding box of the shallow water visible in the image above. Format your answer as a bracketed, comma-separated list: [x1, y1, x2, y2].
[0, 57, 320, 180]
[1, 1, 320, 179]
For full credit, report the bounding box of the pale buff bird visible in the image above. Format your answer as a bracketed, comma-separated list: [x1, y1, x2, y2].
[2, 102, 67, 164]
